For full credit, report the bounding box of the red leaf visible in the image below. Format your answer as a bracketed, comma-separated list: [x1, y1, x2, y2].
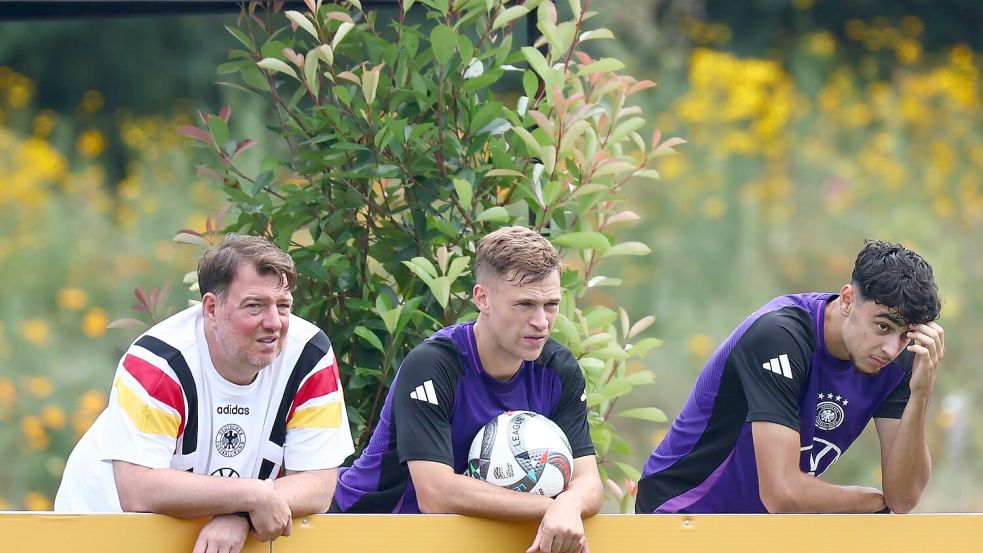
[196, 165, 222, 182]
[232, 139, 258, 158]
[218, 106, 232, 123]
[177, 125, 214, 147]
[134, 287, 150, 310]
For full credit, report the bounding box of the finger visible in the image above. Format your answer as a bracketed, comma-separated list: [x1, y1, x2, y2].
[282, 517, 293, 537]
[526, 532, 542, 553]
[192, 533, 207, 553]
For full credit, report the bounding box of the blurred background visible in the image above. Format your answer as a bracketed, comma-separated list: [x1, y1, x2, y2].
[0, 0, 979, 511]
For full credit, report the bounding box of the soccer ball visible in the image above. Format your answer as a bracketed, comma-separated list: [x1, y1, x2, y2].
[465, 410, 574, 497]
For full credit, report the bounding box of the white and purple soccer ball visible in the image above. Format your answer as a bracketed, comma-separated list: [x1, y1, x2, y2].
[466, 410, 574, 498]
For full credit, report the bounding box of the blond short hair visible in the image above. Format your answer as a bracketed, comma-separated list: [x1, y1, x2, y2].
[474, 226, 560, 286]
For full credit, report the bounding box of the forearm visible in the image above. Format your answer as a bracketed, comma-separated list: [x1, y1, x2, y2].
[881, 395, 932, 513]
[761, 473, 886, 513]
[273, 469, 338, 516]
[557, 459, 604, 518]
[113, 461, 266, 517]
[416, 471, 553, 520]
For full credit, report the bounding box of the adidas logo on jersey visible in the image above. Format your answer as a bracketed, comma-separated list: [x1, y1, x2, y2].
[762, 354, 793, 379]
[216, 404, 250, 415]
[409, 380, 439, 406]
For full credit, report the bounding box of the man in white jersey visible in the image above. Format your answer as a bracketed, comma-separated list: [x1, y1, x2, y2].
[56, 234, 354, 553]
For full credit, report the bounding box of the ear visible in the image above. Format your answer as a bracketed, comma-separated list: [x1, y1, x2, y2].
[839, 284, 853, 315]
[202, 293, 219, 322]
[473, 283, 489, 312]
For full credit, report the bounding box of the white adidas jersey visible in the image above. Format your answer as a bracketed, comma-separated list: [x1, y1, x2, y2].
[54, 306, 354, 512]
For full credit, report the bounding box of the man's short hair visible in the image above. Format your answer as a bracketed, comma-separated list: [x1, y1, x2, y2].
[475, 226, 561, 286]
[851, 239, 941, 325]
[198, 234, 297, 300]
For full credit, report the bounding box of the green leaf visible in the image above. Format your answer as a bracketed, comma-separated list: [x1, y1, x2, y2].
[578, 357, 605, 372]
[616, 407, 668, 423]
[476, 206, 510, 223]
[257, 58, 298, 79]
[380, 305, 402, 334]
[492, 5, 529, 30]
[251, 170, 274, 197]
[332, 22, 355, 50]
[225, 25, 255, 51]
[584, 306, 617, 329]
[354, 325, 385, 353]
[429, 275, 451, 309]
[207, 116, 229, 150]
[599, 377, 633, 400]
[285, 10, 319, 39]
[577, 57, 625, 76]
[522, 69, 539, 98]
[581, 332, 613, 349]
[304, 51, 321, 96]
[626, 371, 655, 386]
[452, 178, 473, 211]
[521, 46, 560, 90]
[485, 169, 525, 178]
[430, 25, 457, 66]
[446, 255, 471, 282]
[551, 231, 610, 252]
[590, 346, 629, 361]
[628, 337, 664, 358]
[579, 28, 614, 42]
[603, 241, 651, 258]
[614, 461, 642, 482]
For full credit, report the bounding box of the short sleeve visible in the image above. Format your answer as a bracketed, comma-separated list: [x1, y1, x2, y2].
[98, 351, 185, 469]
[547, 347, 595, 458]
[731, 311, 813, 431]
[874, 359, 912, 419]
[283, 342, 356, 471]
[392, 341, 460, 466]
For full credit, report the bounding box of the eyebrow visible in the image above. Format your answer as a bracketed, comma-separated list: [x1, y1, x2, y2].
[874, 311, 905, 326]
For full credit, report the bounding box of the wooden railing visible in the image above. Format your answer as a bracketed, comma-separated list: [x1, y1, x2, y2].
[2, 512, 982, 552]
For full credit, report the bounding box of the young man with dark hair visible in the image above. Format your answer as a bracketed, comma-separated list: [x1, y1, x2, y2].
[332, 226, 603, 553]
[636, 240, 944, 514]
[56, 234, 354, 553]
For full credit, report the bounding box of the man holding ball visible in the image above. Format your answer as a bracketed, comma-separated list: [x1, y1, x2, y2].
[332, 226, 603, 553]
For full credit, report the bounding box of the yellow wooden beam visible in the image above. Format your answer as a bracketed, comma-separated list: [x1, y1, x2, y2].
[2, 512, 981, 552]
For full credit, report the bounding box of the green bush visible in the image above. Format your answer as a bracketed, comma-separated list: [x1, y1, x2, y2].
[180, 0, 680, 508]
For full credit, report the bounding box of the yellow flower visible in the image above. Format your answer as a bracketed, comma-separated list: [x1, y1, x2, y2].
[58, 288, 88, 311]
[82, 308, 109, 338]
[21, 414, 45, 439]
[32, 110, 56, 138]
[686, 334, 716, 359]
[80, 89, 104, 113]
[807, 32, 835, 56]
[80, 389, 108, 413]
[702, 196, 727, 219]
[901, 16, 923, 37]
[23, 492, 52, 511]
[6, 82, 32, 108]
[76, 129, 106, 158]
[896, 40, 921, 65]
[21, 319, 50, 346]
[42, 405, 66, 429]
[28, 377, 53, 398]
[0, 377, 15, 405]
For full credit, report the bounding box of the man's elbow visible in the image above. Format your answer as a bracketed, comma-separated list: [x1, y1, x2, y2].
[885, 492, 920, 514]
[758, 483, 801, 513]
[415, 487, 450, 514]
[116, 487, 152, 513]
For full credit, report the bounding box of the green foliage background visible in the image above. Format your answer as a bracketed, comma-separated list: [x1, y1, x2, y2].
[1, 0, 981, 512]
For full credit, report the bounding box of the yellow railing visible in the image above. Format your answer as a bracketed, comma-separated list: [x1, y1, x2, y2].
[2, 513, 982, 552]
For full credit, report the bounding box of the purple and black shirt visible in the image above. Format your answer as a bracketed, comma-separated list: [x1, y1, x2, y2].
[331, 322, 595, 513]
[636, 293, 912, 513]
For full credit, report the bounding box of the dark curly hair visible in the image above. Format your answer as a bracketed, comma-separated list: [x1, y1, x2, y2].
[851, 240, 941, 324]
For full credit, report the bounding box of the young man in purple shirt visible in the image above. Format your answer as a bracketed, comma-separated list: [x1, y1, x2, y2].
[332, 226, 603, 553]
[636, 240, 944, 514]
